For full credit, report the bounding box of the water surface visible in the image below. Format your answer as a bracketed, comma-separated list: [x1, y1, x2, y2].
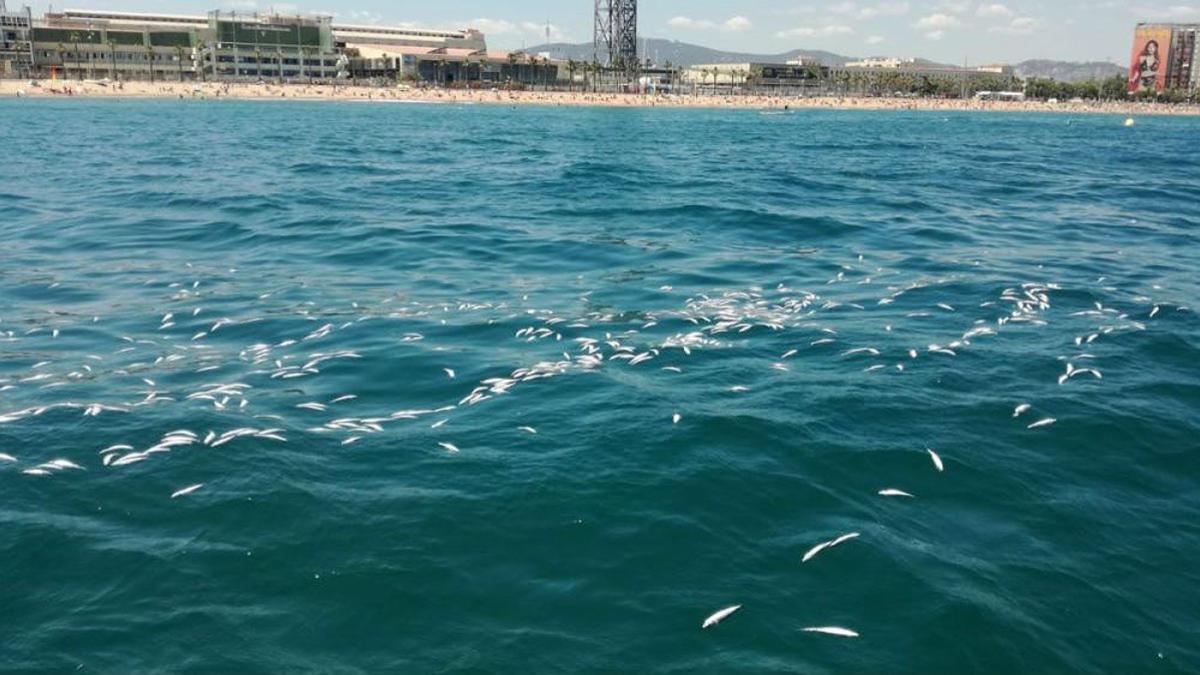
[1, 100, 1198, 673]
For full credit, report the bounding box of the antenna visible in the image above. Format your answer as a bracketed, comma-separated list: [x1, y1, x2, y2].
[594, 0, 637, 67]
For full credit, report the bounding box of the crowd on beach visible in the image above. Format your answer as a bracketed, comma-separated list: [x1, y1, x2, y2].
[3, 78, 1198, 116]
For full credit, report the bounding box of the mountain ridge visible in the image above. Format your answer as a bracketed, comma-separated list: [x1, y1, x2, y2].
[524, 38, 853, 68]
[523, 38, 1123, 83]
[1013, 60, 1125, 83]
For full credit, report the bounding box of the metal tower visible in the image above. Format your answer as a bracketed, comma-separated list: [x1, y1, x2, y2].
[593, 0, 637, 68]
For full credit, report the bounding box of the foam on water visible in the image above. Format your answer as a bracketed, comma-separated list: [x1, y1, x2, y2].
[1, 100, 1199, 672]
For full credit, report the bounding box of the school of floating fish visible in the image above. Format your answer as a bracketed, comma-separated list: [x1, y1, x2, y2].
[0, 258, 1185, 637]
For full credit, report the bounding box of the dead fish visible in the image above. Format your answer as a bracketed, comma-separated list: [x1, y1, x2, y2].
[702, 605, 742, 629]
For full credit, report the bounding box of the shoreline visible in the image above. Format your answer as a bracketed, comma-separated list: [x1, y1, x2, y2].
[3, 79, 1198, 116]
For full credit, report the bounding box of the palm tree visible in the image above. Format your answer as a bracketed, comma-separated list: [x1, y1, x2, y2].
[506, 52, 518, 88]
[107, 39, 117, 80]
[253, 47, 263, 81]
[301, 45, 315, 83]
[566, 59, 578, 92]
[55, 43, 66, 80]
[276, 47, 284, 84]
[196, 42, 208, 83]
[145, 44, 156, 82]
[477, 56, 489, 85]
[174, 45, 185, 82]
[68, 32, 81, 80]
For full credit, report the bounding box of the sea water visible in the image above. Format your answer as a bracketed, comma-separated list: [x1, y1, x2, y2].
[1, 99, 1198, 673]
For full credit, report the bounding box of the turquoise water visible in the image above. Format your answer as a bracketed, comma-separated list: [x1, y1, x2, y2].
[1, 99, 1199, 673]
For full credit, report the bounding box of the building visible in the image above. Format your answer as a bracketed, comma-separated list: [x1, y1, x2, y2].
[683, 61, 828, 93]
[8, 6, 500, 84]
[203, 12, 341, 82]
[1129, 23, 1199, 93]
[344, 45, 565, 87]
[312, 21, 499, 82]
[844, 57, 912, 69]
[27, 9, 343, 82]
[842, 57, 1015, 80]
[333, 23, 485, 54]
[0, 1, 34, 77]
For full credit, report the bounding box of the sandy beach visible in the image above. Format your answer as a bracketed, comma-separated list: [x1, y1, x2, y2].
[2, 78, 1197, 116]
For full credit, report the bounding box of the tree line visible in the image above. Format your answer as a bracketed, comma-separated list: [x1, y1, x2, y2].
[1021, 75, 1197, 103]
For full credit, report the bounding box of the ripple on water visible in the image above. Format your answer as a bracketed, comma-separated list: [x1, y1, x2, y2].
[0, 101, 1198, 672]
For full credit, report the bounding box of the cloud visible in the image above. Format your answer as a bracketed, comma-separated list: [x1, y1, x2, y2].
[470, 18, 516, 34]
[989, 16, 1039, 34]
[936, 1, 971, 14]
[830, 1, 910, 20]
[866, 35, 885, 44]
[976, 3, 1014, 19]
[668, 15, 754, 32]
[723, 15, 753, 32]
[776, 24, 855, 38]
[469, 18, 563, 41]
[343, 10, 384, 24]
[924, 30, 945, 40]
[914, 13, 961, 30]
[859, 2, 911, 20]
[668, 16, 716, 29]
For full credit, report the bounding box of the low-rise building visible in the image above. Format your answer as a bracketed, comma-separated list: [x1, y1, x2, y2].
[0, 1, 34, 77]
[842, 57, 1015, 80]
[10, 6, 501, 84]
[683, 61, 828, 93]
[345, 47, 564, 87]
[333, 23, 485, 54]
[27, 9, 343, 82]
[202, 11, 341, 82]
[844, 57, 913, 69]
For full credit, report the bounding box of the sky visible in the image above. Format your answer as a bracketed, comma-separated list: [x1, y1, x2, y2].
[16, 0, 1200, 63]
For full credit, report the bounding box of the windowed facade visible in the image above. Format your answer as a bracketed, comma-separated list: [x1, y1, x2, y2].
[0, 5, 34, 77]
[27, 9, 343, 82]
[12, 7, 491, 83]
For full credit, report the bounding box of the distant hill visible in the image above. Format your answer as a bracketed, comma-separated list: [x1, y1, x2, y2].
[1015, 60, 1124, 83]
[524, 38, 852, 68]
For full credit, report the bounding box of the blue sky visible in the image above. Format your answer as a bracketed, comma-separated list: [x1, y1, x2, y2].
[20, 1, 1198, 63]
